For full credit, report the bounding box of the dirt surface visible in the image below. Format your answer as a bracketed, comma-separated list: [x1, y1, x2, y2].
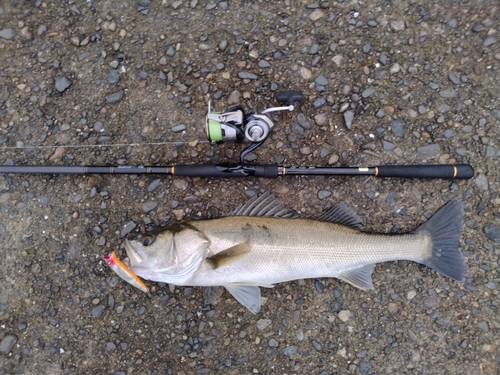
[1, 1, 499, 374]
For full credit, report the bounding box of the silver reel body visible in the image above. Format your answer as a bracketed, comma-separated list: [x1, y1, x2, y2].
[205, 90, 303, 146]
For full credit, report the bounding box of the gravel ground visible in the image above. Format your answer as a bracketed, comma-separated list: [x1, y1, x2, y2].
[1, 1, 499, 374]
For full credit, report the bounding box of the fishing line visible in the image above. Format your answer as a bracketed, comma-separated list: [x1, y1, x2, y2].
[0, 140, 211, 151]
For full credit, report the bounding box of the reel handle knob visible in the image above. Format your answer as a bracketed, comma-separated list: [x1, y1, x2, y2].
[276, 90, 304, 106]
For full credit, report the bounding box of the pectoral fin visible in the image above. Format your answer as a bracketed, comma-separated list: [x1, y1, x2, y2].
[207, 243, 251, 269]
[224, 284, 261, 314]
[338, 264, 375, 290]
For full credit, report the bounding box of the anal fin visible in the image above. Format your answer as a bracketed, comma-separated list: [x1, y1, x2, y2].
[207, 243, 251, 269]
[338, 264, 375, 290]
[224, 284, 261, 314]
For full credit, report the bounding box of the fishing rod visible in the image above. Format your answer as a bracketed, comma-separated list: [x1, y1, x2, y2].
[0, 90, 474, 180]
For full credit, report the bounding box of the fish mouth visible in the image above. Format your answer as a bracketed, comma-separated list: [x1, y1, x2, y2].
[124, 239, 143, 267]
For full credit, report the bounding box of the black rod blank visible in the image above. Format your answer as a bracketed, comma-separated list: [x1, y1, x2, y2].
[0, 163, 474, 179]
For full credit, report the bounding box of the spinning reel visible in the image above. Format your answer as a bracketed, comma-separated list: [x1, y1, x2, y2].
[205, 90, 305, 163]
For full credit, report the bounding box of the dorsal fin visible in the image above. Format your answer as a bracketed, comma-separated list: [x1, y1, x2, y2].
[314, 202, 364, 230]
[232, 191, 297, 218]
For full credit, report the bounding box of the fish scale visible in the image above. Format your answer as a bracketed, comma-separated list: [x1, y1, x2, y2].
[188, 217, 429, 286]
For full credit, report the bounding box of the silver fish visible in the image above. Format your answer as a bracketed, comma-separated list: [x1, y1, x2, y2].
[124, 192, 469, 313]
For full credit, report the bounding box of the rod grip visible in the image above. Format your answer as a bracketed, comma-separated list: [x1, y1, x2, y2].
[376, 164, 474, 179]
[253, 164, 279, 178]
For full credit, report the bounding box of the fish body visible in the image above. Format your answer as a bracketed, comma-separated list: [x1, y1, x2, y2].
[166, 216, 429, 287]
[124, 192, 468, 313]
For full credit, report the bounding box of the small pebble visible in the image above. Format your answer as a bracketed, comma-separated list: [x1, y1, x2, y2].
[141, 201, 158, 213]
[315, 75, 328, 86]
[171, 124, 186, 133]
[417, 144, 440, 159]
[107, 69, 120, 84]
[423, 297, 438, 308]
[314, 280, 324, 293]
[300, 67, 312, 80]
[297, 113, 312, 130]
[218, 40, 227, 51]
[343, 111, 354, 130]
[309, 9, 325, 21]
[0, 334, 18, 354]
[314, 113, 327, 125]
[120, 221, 137, 238]
[238, 72, 258, 80]
[258, 60, 270, 68]
[282, 345, 298, 357]
[375, 109, 385, 118]
[227, 90, 240, 105]
[429, 82, 439, 90]
[390, 20, 405, 31]
[106, 90, 124, 104]
[313, 96, 326, 109]
[338, 310, 350, 322]
[448, 72, 460, 85]
[256, 319, 272, 330]
[390, 119, 404, 138]
[318, 190, 331, 200]
[382, 140, 396, 151]
[0, 28, 16, 40]
[309, 43, 320, 54]
[361, 87, 375, 98]
[55, 76, 72, 93]
[269, 339, 279, 347]
[147, 179, 161, 192]
[439, 89, 457, 98]
[483, 37, 497, 47]
[91, 304, 105, 318]
[483, 223, 500, 242]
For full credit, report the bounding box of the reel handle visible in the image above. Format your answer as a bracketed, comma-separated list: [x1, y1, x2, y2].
[276, 90, 304, 106]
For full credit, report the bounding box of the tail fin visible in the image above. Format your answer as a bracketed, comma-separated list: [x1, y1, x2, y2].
[416, 201, 469, 282]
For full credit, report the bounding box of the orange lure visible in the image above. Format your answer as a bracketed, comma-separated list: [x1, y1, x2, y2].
[104, 251, 149, 293]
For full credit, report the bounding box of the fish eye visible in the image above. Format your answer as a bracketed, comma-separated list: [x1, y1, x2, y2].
[141, 235, 155, 247]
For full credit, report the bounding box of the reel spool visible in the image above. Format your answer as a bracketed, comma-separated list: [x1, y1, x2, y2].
[205, 101, 245, 143]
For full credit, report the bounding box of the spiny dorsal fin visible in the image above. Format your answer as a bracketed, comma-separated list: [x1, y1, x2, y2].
[338, 264, 375, 290]
[314, 202, 364, 230]
[232, 191, 297, 218]
[206, 243, 251, 269]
